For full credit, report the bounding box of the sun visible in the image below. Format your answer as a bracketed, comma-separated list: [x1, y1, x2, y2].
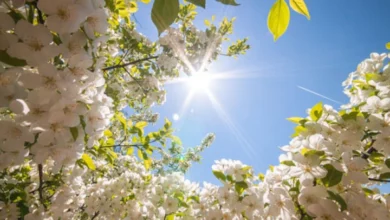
[188, 71, 212, 92]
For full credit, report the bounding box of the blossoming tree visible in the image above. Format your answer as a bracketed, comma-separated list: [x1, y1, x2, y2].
[1, 0, 390, 219]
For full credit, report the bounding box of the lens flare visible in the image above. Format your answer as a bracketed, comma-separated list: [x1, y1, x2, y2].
[188, 72, 212, 92]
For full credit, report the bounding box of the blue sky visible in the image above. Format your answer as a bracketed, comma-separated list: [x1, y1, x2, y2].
[135, 0, 390, 184]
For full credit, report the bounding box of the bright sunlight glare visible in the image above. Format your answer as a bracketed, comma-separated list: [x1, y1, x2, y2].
[188, 72, 212, 92]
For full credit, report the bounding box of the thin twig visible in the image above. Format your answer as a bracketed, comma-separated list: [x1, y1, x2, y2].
[102, 56, 158, 71]
[101, 139, 158, 149]
[101, 144, 141, 148]
[368, 178, 390, 183]
[122, 67, 148, 95]
[91, 211, 99, 220]
[38, 164, 46, 208]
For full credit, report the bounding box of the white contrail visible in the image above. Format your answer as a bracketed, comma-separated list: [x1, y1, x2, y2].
[297, 85, 343, 105]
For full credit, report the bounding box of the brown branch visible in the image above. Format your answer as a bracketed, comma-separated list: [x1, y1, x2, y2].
[102, 56, 158, 71]
[38, 164, 46, 208]
[101, 139, 158, 149]
[368, 178, 390, 183]
[91, 211, 99, 220]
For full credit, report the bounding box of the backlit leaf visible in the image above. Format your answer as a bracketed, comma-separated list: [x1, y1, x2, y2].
[187, 0, 206, 8]
[289, 0, 310, 20]
[267, 0, 290, 41]
[82, 154, 96, 170]
[151, 0, 180, 35]
[310, 102, 323, 122]
[321, 164, 343, 187]
[216, 0, 239, 6]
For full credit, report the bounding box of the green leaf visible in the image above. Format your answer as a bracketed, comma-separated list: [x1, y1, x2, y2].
[165, 214, 175, 220]
[106, 138, 115, 146]
[70, 127, 78, 141]
[289, 0, 310, 20]
[281, 160, 295, 166]
[187, 0, 205, 8]
[291, 125, 307, 137]
[127, 147, 134, 155]
[212, 170, 226, 182]
[104, 129, 113, 137]
[144, 158, 152, 170]
[385, 159, 390, 169]
[321, 164, 343, 187]
[287, 117, 307, 125]
[310, 102, 323, 122]
[135, 121, 148, 129]
[362, 187, 374, 196]
[164, 118, 171, 130]
[235, 181, 248, 195]
[379, 172, 390, 179]
[300, 148, 325, 157]
[151, 0, 180, 35]
[267, 0, 290, 41]
[82, 154, 96, 170]
[327, 190, 347, 211]
[258, 173, 265, 181]
[216, 0, 239, 6]
[188, 195, 200, 203]
[0, 50, 27, 66]
[116, 113, 127, 131]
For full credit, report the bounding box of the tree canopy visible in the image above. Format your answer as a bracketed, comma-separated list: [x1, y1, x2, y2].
[1, 0, 390, 220]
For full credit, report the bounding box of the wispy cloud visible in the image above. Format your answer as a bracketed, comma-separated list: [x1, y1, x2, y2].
[297, 85, 342, 105]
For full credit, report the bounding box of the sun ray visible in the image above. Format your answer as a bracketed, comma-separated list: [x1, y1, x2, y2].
[205, 90, 258, 161]
[178, 90, 195, 119]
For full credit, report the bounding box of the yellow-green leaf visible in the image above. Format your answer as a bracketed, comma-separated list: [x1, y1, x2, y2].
[138, 149, 144, 160]
[135, 121, 148, 129]
[107, 149, 118, 159]
[267, 0, 290, 41]
[106, 138, 115, 146]
[129, 1, 138, 13]
[82, 154, 96, 170]
[386, 42, 390, 50]
[287, 117, 304, 124]
[289, 0, 310, 20]
[127, 147, 134, 155]
[204, 19, 211, 27]
[104, 129, 113, 137]
[144, 158, 152, 170]
[165, 214, 175, 220]
[258, 173, 265, 181]
[310, 102, 323, 122]
[116, 113, 127, 130]
[140, 0, 151, 3]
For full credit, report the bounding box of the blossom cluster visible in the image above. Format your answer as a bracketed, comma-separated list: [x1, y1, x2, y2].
[0, 0, 113, 170]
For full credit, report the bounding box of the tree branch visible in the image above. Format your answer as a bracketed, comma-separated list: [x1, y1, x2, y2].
[101, 139, 158, 149]
[368, 178, 390, 183]
[102, 56, 158, 71]
[91, 211, 99, 220]
[38, 164, 46, 208]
